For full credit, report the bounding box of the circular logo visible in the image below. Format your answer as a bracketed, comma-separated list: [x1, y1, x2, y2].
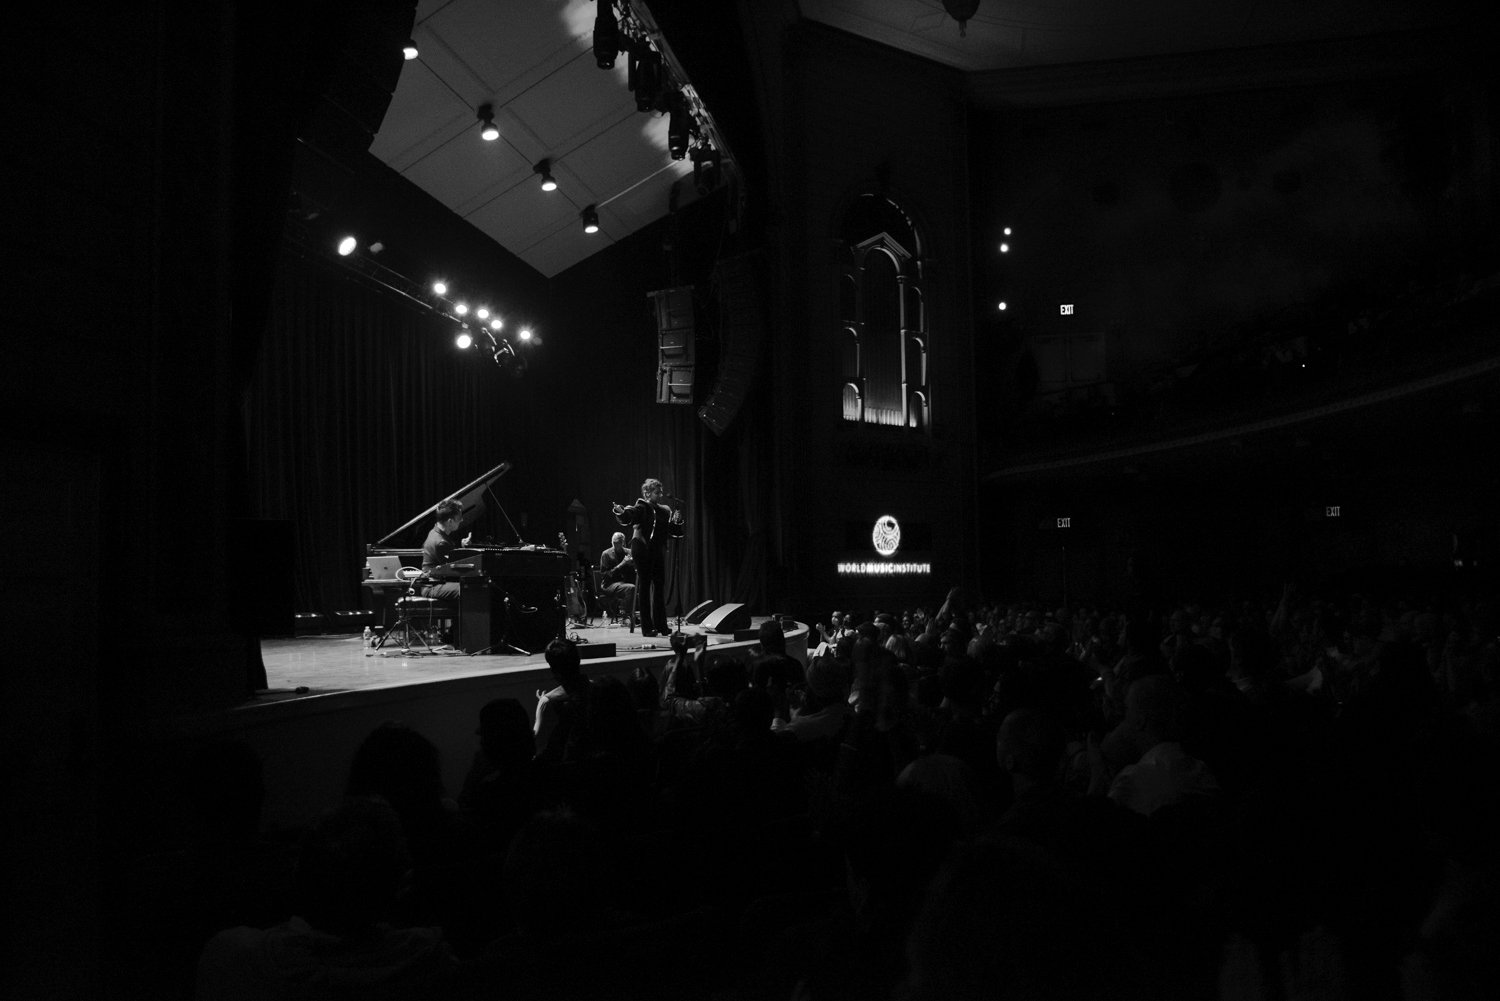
[872, 515, 901, 557]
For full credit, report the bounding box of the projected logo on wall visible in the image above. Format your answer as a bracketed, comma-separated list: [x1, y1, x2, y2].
[838, 515, 931, 576]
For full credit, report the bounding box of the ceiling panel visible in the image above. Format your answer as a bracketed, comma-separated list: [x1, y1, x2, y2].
[799, 0, 1474, 71]
[524, 217, 619, 278]
[369, 0, 1478, 279]
[503, 57, 638, 159]
[368, 58, 473, 171]
[401, 123, 532, 215]
[465, 177, 584, 258]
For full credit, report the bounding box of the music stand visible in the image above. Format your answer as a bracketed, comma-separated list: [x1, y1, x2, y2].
[662, 495, 687, 633]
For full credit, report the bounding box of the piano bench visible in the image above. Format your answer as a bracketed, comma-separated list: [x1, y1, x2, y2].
[376, 596, 459, 653]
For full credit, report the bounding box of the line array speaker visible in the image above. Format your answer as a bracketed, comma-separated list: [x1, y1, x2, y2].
[650, 286, 695, 404]
[698, 253, 765, 435]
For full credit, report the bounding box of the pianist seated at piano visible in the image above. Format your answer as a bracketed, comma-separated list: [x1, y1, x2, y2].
[419, 499, 465, 602]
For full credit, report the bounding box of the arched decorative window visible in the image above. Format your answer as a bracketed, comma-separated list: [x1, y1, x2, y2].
[838, 193, 930, 430]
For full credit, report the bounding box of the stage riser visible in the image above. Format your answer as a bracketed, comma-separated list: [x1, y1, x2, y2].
[177, 625, 806, 833]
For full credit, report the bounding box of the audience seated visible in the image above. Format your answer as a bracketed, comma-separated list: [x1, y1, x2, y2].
[167, 578, 1500, 1001]
[194, 797, 457, 1000]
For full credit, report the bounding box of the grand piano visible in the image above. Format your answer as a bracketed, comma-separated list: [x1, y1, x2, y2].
[363, 462, 568, 654]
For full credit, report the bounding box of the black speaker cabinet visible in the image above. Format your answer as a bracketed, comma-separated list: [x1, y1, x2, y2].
[684, 599, 718, 624]
[700, 601, 751, 634]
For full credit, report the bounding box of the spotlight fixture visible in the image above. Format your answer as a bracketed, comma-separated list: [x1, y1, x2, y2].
[518, 327, 533, 342]
[432, 281, 448, 296]
[667, 92, 691, 160]
[999, 243, 1010, 253]
[476, 307, 489, 320]
[534, 159, 557, 192]
[454, 302, 469, 316]
[456, 329, 473, 350]
[581, 205, 600, 234]
[336, 235, 357, 256]
[368, 241, 384, 254]
[691, 143, 721, 194]
[403, 39, 418, 60]
[489, 318, 503, 331]
[593, 2, 620, 68]
[629, 48, 662, 113]
[1004, 227, 1013, 235]
[998, 301, 1008, 311]
[477, 103, 499, 141]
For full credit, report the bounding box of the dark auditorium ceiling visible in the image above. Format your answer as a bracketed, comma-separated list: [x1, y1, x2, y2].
[368, 0, 1476, 278]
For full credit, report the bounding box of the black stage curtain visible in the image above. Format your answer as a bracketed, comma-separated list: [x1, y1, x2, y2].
[246, 254, 533, 618]
[246, 250, 771, 623]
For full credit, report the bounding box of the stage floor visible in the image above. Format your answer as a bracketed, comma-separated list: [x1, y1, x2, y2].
[258, 619, 749, 697]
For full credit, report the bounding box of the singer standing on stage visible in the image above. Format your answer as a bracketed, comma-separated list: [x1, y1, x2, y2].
[612, 478, 683, 637]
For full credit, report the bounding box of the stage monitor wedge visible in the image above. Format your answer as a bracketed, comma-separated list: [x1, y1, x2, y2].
[700, 601, 750, 634]
[684, 599, 718, 624]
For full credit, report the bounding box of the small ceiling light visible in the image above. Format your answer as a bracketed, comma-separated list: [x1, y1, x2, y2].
[518, 327, 533, 342]
[432, 281, 448, 296]
[582, 205, 600, 234]
[489, 318, 503, 331]
[476, 307, 489, 320]
[998, 301, 1008, 311]
[594, 3, 620, 68]
[456, 329, 473, 350]
[999, 242, 1010, 253]
[1004, 227, 1013, 235]
[336, 235, 357, 256]
[403, 39, 418, 60]
[477, 103, 499, 141]
[368, 241, 384, 254]
[534, 159, 557, 192]
[454, 302, 469, 316]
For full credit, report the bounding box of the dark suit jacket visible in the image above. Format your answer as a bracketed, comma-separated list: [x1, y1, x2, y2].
[616, 498, 683, 549]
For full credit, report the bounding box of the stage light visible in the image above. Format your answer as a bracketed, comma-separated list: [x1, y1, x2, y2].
[368, 241, 384, 254]
[454, 302, 469, 316]
[489, 318, 503, 331]
[1000, 242, 1010, 253]
[336, 235, 357, 256]
[456, 329, 473, 349]
[691, 143, 721, 194]
[998, 301, 1008, 311]
[432, 281, 447, 296]
[518, 327, 533, 342]
[403, 39, 418, 60]
[477, 103, 499, 141]
[630, 48, 662, 112]
[582, 205, 600, 234]
[534, 159, 557, 192]
[1004, 227, 1012, 235]
[476, 307, 489, 320]
[594, 3, 620, 68]
[667, 92, 690, 160]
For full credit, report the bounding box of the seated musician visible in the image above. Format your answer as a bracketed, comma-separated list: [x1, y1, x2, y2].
[419, 499, 464, 601]
[597, 531, 637, 627]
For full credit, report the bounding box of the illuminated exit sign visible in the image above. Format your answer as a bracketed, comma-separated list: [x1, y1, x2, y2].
[1060, 304, 1074, 315]
[1325, 506, 1341, 518]
[1057, 517, 1072, 528]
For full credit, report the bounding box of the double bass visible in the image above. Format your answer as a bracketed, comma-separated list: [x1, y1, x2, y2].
[559, 532, 589, 625]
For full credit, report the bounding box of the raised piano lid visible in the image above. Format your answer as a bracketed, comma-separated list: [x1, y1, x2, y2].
[368, 461, 512, 553]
